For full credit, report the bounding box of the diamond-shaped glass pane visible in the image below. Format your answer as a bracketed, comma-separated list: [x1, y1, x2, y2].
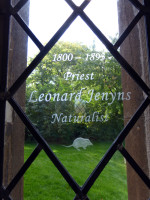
[24, 16, 130, 200]
[23, 1, 132, 198]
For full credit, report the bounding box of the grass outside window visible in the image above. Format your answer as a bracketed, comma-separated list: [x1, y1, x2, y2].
[24, 142, 127, 200]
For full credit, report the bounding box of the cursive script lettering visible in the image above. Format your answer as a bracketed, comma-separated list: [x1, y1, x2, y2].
[28, 89, 131, 105]
[64, 72, 94, 81]
[51, 112, 108, 123]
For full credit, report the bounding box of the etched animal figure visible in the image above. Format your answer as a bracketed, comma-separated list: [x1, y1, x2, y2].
[63, 137, 93, 151]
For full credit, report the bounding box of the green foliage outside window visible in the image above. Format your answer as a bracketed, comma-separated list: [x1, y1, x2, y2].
[26, 41, 124, 143]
